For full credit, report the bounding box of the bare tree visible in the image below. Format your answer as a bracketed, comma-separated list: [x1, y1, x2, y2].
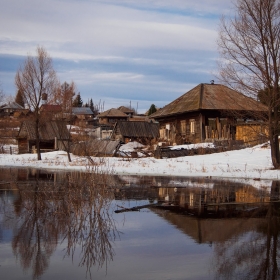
[0, 82, 4, 104]
[15, 46, 59, 160]
[50, 81, 76, 113]
[217, 0, 280, 168]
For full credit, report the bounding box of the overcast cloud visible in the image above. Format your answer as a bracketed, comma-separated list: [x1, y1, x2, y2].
[0, 0, 232, 112]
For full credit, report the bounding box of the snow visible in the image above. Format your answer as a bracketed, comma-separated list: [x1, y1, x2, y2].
[119, 141, 145, 152]
[0, 143, 279, 185]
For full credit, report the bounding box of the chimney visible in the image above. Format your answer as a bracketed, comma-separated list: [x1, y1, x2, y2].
[42, 93, 48, 104]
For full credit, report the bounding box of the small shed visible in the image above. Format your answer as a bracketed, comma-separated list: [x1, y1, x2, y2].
[112, 121, 159, 144]
[17, 120, 70, 154]
[71, 139, 120, 157]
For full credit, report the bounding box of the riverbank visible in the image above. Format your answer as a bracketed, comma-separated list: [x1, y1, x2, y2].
[0, 143, 278, 181]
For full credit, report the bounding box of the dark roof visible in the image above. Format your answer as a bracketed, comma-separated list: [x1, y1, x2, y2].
[18, 120, 70, 140]
[116, 121, 159, 138]
[98, 108, 128, 118]
[72, 107, 94, 115]
[150, 83, 268, 118]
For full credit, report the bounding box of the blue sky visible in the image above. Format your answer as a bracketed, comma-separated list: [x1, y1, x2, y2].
[0, 0, 232, 113]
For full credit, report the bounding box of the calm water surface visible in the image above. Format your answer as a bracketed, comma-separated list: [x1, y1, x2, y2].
[0, 167, 279, 280]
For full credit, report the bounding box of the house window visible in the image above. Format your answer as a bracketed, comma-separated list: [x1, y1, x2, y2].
[190, 119, 195, 134]
[181, 120, 186, 135]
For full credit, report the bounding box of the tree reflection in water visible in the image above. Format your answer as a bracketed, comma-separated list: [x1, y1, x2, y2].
[10, 169, 119, 279]
[213, 202, 280, 280]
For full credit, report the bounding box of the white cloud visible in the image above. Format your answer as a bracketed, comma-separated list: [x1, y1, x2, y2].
[0, 0, 224, 111]
[0, 0, 220, 59]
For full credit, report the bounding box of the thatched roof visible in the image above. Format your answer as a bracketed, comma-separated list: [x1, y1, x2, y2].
[150, 83, 268, 119]
[98, 108, 128, 118]
[116, 121, 159, 138]
[18, 120, 70, 140]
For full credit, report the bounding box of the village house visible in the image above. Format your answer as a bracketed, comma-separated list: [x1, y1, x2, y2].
[17, 120, 70, 154]
[0, 102, 27, 117]
[72, 107, 94, 126]
[97, 108, 129, 125]
[39, 104, 63, 120]
[111, 121, 160, 144]
[93, 108, 129, 139]
[150, 83, 268, 146]
[118, 106, 135, 117]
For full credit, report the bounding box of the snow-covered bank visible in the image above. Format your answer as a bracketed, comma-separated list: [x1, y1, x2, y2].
[0, 144, 279, 181]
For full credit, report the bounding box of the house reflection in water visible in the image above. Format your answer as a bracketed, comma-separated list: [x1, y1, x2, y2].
[154, 178, 277, 216]
[1, 168, 280, 280]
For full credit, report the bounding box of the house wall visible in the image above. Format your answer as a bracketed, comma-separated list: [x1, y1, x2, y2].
[158, 114, 203, 144]
[156, 112, 237, 144]
[18, 138, 29, 154]
[99, 117, 127, 125]
[236, 123, 268, 146]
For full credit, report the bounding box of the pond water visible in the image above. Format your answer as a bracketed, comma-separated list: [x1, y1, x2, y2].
[0, 167, 280, 280]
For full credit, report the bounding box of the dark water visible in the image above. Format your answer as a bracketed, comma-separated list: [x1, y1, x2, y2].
[0, 167, 280, 280]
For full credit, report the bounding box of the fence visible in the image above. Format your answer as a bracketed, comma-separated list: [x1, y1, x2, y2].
[0, 145, 18, 155]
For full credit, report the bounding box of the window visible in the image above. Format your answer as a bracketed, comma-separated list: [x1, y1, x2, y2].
[181, 120, 186, 135]
[190, 119, 195, 134]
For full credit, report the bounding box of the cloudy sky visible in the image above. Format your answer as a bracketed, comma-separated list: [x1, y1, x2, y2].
[0, 0, 232, 113]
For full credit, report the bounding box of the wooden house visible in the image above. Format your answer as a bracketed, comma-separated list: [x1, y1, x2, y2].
[150, 83, 268, 145]
[97, 108, 128, 125]
[39, 104, 62, 120]
[72, 107, 94, 126]
[17, 120, 70, 154]
[118, 106, 135, 117]
[0, 102, 26, 117]
[111, 121, 159, 144]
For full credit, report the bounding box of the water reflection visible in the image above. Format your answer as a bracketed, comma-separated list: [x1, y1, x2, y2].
[0, 168, 120, 279]
[0, 168, 280, 279]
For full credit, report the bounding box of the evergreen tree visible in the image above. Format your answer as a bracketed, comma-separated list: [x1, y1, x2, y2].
[147, 104, 157, 115]
[15, 89, 25, 107]
[89, 98, 94, 111]
[72, 93, 83, 107]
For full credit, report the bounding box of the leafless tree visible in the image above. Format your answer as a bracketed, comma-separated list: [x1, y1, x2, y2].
[0, 82, 4, 104]
[217, 0, 280, 168]
[15, 46, 59, 160]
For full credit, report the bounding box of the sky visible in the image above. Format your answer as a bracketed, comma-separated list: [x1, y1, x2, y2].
[0, 0, 232, 113]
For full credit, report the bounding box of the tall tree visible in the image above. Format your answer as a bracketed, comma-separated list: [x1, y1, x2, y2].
[51, 81, 76, 111]
[15, 46, 59, 160]
[72, 93, 83, 107]
[147, 104, 157, 116]
[217, 0, 280, 168]
[0, 82, 4, 104]
[15, 89, 25, 107]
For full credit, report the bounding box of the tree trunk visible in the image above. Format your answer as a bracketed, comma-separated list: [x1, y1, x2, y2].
[270, 134, 280, 169]
[35, 118, 41, 161]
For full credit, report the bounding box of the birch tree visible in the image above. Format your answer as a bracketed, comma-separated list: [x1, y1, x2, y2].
[218, 0, 280, 168]
[15, 46, 59, 160]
